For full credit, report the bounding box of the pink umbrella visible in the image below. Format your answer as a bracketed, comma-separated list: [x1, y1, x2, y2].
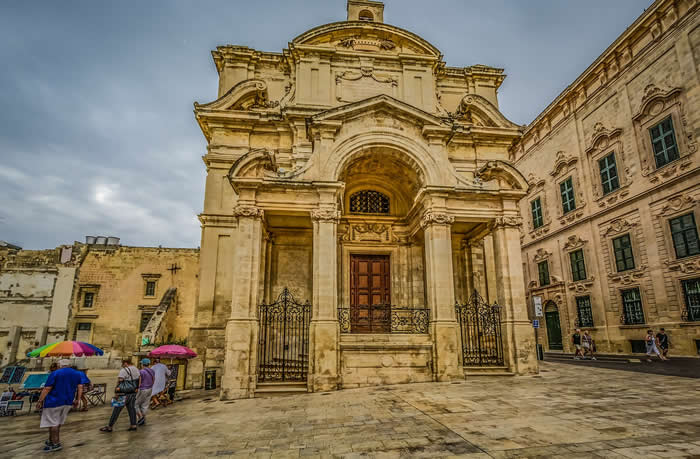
[148, 344, 197, 359]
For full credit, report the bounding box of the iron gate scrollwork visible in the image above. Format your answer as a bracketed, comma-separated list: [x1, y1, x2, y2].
[257, 288, 311, 382]
[455, 290, 504, 366]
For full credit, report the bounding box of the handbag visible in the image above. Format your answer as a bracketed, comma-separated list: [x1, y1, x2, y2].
[116, 368, 139, 394]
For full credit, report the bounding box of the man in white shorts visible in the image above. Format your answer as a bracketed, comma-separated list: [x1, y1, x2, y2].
[36, 359, 83, 452]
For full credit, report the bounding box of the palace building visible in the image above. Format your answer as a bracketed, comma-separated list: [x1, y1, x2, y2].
[513, 0, 699, 356]
[188, 0, 538, 398]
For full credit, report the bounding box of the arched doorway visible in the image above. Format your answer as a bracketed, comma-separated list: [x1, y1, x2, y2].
[544, 301, 563, 350]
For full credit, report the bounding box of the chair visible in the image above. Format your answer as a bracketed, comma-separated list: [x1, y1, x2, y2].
[84, 383, 107, 406]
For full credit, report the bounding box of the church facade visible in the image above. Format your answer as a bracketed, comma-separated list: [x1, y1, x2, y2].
[188, 0, 538, 398]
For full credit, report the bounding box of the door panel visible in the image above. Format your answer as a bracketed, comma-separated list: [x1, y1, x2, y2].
[350, 254, 390, 333]
[545, 310, 563, 350]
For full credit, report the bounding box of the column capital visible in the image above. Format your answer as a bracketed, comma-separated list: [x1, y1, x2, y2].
[310, 208, 340, 223]
[233, 205, 264, 220]
[489, 215, 523, 231]
[420, 210, 454, 228]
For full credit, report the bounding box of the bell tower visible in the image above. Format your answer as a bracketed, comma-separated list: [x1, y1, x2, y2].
[347, 0, 384, 23]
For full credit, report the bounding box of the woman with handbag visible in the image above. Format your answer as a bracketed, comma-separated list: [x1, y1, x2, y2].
[100, 359, 140, 432]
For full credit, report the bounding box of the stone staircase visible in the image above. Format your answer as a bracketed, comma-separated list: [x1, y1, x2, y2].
[463, 365, 515, 377]
[544, 351, 643, 363]
[254, 381, 308, 398]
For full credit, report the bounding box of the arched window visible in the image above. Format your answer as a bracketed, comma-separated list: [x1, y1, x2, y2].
[358, 10, 374, 21]
[349, 190, 390, 214]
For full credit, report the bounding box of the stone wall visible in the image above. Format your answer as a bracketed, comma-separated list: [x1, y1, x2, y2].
[513, 0, 700, 356]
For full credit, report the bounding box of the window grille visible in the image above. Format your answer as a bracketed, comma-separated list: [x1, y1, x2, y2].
[349, 190, 390, 214]
[83, 292, 94, 308]
[621, 288, 645, 325]
[682, 278, 700, 322]
[576, 296, 594, 327]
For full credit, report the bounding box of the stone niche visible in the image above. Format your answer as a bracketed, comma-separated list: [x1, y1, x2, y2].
[339, 334, 433, 388]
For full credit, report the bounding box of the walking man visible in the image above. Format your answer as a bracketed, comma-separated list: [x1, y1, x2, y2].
[645, 329, 667, 362]
[36, 359, 83, 452]
[582, 330, 596, 360]
[150, 358, 171, 408]
[656, 328, 670, 360]
[136, 358, 155, 425]
[572, 329, 583, 360]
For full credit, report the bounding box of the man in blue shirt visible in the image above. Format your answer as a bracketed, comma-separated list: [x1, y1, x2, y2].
[36, 359, 83, 452]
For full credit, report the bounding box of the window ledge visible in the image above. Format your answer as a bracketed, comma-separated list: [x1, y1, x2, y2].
[679, 321, 700, 327]
[619, 324, 649, 329]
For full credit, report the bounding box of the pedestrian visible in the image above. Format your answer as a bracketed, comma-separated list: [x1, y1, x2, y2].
[135, 358, 155, 425]
[582, 330, 597, 360]
[572, 328, 583, 360]
[645, 329, 667, 362]
[78, 369, 92, 412]
[150, 358, 171, 409]
[656, 328, 670, 360]
[100, 358, 140, 432]
[35, 359, 83, 452]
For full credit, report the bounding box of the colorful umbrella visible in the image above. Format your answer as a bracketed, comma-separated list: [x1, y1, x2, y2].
[27, 341, 104, 358]
[148, 344, 197, 359]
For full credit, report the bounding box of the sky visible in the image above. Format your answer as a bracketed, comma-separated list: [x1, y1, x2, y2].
[0, 0, 651, 249]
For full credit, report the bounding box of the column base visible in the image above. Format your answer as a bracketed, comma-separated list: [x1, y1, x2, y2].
[309, 320, 339, 392]
[219, 318, 258, 400]
[431, 320, 463, 381]
[503, 319, 539, 375]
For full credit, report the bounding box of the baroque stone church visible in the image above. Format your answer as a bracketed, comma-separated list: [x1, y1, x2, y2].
[189, 0, 538, 399]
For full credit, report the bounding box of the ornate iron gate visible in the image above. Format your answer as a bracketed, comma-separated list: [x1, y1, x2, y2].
[257, 288, 311, 382]
[455, 290, 504, 366]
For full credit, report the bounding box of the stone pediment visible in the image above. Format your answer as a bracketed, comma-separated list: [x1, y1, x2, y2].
[451, 94, 520, 129]
[310, 94, 444, 127]
[194, 79, 281, 112]
[291, 22, 441, 57]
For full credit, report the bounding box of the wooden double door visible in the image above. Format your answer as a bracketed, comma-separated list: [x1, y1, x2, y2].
[350, 254, 391, 333]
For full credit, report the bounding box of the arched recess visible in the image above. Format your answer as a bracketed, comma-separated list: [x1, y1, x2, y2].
[476, 160, 529, 191]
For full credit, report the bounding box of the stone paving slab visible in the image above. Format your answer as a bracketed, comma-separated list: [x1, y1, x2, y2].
[2, 362, 700, 458]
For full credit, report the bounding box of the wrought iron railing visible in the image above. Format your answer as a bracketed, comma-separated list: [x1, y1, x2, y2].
[455, 290, 504, 366]
[338, 305, 430, 334]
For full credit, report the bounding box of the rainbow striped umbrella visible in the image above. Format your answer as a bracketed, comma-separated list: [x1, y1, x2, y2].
[27, 341, 104, 358]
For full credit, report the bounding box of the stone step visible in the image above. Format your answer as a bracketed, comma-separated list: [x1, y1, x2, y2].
[544, 352, 636, 363]
[255, 382, 308, 398]
[464, 365, 515, 377]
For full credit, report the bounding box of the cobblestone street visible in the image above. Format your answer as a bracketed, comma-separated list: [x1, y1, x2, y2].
[3, 362, 700, 458]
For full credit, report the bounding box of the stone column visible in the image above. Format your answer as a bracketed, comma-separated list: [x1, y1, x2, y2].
[421, 210, 462, 381]
[310, 207, 340, 391]
[490, 215, 539, 375]
[220, 205, 265, 399]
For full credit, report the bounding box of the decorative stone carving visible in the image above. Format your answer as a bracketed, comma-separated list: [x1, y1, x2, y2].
[603, 218, 639, 237]
[341, 223, 396, 242]
[233, 205, 264, 219]
[335, 68, 398, 103]
[337, 36, 396, 51]
[310, 209, 341, 223]
[527, 173, 545, 190]
[664, 258, 700, 273]
[658, 194, 696, 216]
[563, 235, 587, 251]
[489, 215, 523, 230]
[559, 209, 585, 225]
[567, 276, 595, 293]
[420, 211, 454, 228]
[550, 151, 578, 177]
[533, 248, 551, 262]
[608, 265, 648, 285]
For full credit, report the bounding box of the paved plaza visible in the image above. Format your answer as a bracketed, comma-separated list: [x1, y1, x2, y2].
[3, 362, 700, 458]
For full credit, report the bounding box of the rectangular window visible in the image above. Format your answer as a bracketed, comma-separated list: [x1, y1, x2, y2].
[682, 278, 700, 322]
[140, 312, 154, 332]
[74, 322, 92, 342]
[531, 198, 543, 229]
[598, 152, 620, 195]
[77, 323, 91, 331]
[621, 288, 645, 325]
[83, 292, 94, 308]
[537, 261, 550, 287]
[575, 296, 594, 327]
[650, 116, 679, 169]
[560, 177, 576, 214]
[612, 234, 635, 272]
[569, 249, 587, 282]
[145, 281, 156, 297]
[670, 213, 700, 259]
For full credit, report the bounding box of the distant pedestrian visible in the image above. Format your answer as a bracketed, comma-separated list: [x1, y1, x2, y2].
[78, 369, 92, 411]
[100, 359, 140, 432]
[572, 329, 583, 360]
[36, 359, 83, 452]
[135, 358, 155, 425]
[582, 330, 596, 360]
[656, 328, 670, 360]
[150, 358, 171, 409]
[645, 329, 667, 362]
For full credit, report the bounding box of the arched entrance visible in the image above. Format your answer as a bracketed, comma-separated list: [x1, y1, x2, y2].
[544, 301, 563, 350]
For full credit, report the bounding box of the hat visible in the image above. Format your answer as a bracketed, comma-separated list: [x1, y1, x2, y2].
[140, 358, 151, 365]
[58, 359, 72, 367]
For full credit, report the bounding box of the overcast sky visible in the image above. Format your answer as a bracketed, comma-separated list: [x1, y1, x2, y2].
[0, 0, 651, 249]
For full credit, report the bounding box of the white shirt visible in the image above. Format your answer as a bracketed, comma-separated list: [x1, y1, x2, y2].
[151, 363, 171, 395]
[118, 366, 139, 381]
